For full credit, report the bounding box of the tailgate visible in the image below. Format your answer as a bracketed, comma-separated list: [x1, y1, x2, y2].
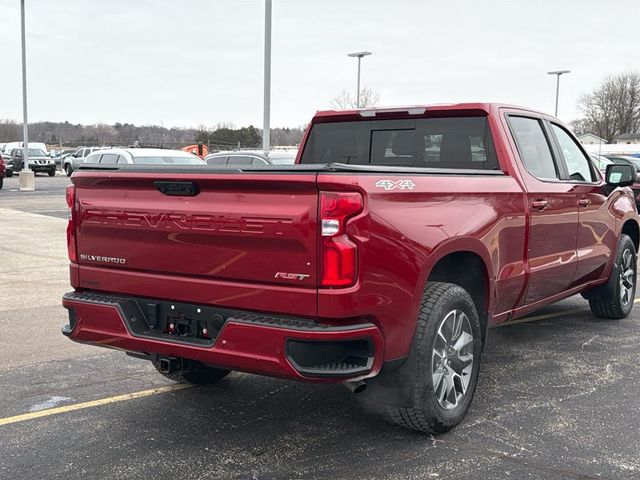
[73, 172, 318, 287]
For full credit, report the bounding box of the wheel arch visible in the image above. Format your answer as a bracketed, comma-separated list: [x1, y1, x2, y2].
[421, 239, 494, 345]
[621, 218, 639, 252]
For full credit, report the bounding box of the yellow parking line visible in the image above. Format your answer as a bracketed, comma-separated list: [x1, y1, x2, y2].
[496, 297, 640, 328]
[2, 296, 639, 427]
[0, 384, 192, 427]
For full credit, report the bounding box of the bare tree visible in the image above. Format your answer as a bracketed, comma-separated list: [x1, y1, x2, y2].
[578, 72, 640, 143]
[331, 87, 380, 109]
[567, 118, 592, 136]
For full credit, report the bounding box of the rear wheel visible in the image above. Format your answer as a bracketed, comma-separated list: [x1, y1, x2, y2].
[386, 282, 482, 433]
[153, 358, 231, 385]
[64, 164, 72, 177]
[5, 171, 12, 178]
[588, 234, 636, 319]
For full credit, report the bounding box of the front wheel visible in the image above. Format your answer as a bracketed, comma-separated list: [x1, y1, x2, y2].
[64, 164, 72, 177]
[386, 281, 482, 434]
[48, 168, 55, 177]
[588, 234, 637, 319]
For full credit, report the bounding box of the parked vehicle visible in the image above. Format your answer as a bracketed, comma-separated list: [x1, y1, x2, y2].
[63, 147, 104, 176]
[81, 148, 204, 166]
[590, 154, 613, 174]
[12, 148, 56, 176]
[55, 149, 76, 169]
[204, 149, 297, 166]
[1, 142, 21, 167]
[61, 103, 638, 434]
[1, 153, 14, 177]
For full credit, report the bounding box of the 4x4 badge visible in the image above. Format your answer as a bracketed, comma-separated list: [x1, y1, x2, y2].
[375, 179, 416, 191]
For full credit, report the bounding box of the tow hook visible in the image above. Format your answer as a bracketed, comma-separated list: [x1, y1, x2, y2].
[155, 356, 183, 375]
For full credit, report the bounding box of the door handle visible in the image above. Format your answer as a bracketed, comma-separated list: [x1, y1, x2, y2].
[578, 198, 591, 207]
[531, 199, 549, 211]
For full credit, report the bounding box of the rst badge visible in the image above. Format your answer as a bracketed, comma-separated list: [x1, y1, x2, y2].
[274, 272, 310, 281]
[375, 179, 416, 191]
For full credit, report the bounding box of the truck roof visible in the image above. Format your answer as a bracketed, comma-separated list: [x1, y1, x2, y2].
[313, 102, 551, 122]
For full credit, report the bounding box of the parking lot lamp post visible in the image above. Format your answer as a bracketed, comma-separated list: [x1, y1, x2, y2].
[19, 0, 34, 191]
[547, 70, 571, 117]
[347, 51, 372, 108]
[262, 0, 272, 155]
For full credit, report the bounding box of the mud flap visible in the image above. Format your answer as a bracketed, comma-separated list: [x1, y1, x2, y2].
[359, 334, 419, 409]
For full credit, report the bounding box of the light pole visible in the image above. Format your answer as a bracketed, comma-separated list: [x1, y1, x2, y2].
[547, 69, 571, 117]
[19, 0, 34, 190]
[262, 0, 272, 155]
[347, 51, 372, 108]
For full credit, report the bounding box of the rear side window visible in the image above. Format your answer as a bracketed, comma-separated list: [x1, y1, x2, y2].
[227, 156, 253, 165]
[84, 154, 100, 164]
[300, 117, 498, 170]
[206, 156, 228, 165]
[508, 116, 558, 180]
[99, 154, 118, 164]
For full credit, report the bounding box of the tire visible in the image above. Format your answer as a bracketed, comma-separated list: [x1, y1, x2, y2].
[0, 178, 3, 189]
[588, 234, 637, 319]
[64, 164, 72, 177]
[386, 282, 482, 434]
[48, 168, 55, 177]
[5, 171, 12, 178]
[153, 358, 231, 385]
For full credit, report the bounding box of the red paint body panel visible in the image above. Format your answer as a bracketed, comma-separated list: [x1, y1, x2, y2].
[63, 298, 384, 382]
[63, 102, 638, 381]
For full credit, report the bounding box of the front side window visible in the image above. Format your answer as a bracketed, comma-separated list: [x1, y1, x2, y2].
[508, 116, 558, 180]
[551, 124, 596, 182]
[84, 154, 100, 164]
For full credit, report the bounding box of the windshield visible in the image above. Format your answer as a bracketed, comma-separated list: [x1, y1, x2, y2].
[27, 149, 46, 157]
[132, 156, 203, 165]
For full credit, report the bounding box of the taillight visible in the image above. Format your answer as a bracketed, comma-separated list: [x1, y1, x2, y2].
[320, 191, 363, 287]
[65, 184, 77, 263]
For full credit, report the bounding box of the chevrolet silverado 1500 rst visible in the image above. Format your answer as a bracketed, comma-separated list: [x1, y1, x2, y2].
[62, 103, 638, 433]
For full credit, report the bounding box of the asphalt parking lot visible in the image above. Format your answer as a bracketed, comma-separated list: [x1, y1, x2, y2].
[1, 175, 639, 480]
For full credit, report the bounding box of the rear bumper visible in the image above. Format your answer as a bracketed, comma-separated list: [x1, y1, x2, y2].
[62, 291, 384, 382]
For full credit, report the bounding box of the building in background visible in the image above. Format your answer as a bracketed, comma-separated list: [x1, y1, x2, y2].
[577, 133, 606, 145]
[614, 133, 640, 144]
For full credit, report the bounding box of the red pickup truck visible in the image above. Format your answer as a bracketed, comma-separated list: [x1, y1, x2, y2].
[62, 103, 638, 433]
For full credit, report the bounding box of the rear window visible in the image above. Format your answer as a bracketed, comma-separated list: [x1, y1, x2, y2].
[300, 117, 498, 170]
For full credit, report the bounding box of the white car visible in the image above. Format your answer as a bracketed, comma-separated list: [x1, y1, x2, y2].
[82, 148, 204, 167]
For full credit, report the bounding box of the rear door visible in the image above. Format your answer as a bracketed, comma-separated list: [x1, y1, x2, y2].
[74, 172, 319, 287]
[505, 114, 579, 305]
[547, 121, 616, 285]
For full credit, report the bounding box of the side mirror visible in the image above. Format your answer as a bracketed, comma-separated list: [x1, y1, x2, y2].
[606, 164, 636, 187]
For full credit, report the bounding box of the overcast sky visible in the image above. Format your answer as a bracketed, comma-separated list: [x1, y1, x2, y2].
[1, 0, 639, 128]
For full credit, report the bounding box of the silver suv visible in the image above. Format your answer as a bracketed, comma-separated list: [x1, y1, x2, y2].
[63, 147, 103, 176]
